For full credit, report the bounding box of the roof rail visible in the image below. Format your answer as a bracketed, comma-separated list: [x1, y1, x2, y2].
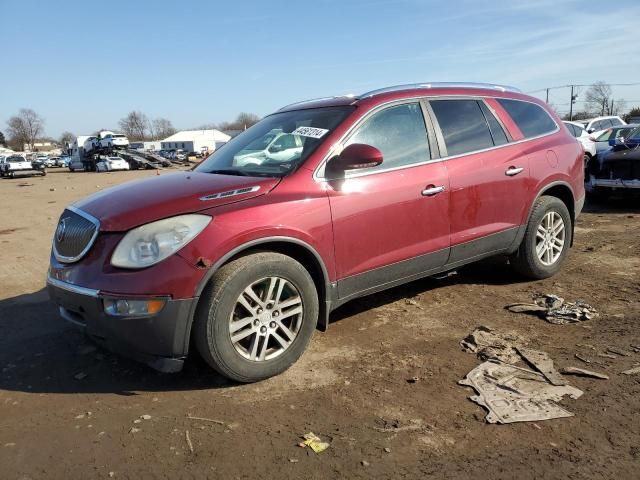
[360, 82, 522, 98]
[278, 94, 356, 112]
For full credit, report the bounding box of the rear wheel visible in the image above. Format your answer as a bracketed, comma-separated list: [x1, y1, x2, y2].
[194, 252, 319, 383]
[510, 196, 572, 279]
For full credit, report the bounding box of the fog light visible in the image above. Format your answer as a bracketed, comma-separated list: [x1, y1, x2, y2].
[104, 298, 166, 316]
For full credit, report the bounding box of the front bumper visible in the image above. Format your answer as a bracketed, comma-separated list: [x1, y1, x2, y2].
[47, 276, 197, 372]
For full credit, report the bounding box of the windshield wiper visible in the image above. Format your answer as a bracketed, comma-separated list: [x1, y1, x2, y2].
[208, 169, 250, 176]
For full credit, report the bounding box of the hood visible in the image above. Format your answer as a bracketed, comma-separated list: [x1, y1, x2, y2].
[74, 171, 279, 231]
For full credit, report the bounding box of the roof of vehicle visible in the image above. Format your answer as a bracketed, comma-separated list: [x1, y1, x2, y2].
[563, 121, 586, 128]
[277, 82, 527, 113]
[575, 116, 625, 124]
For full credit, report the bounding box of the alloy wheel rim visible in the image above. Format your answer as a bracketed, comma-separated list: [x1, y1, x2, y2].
[228, 276, 303, 361]
[536, 211, 565, 266]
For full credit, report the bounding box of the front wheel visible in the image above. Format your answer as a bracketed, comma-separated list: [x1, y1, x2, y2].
[194, 252, 319, 383]
[510, 196, 572, 279]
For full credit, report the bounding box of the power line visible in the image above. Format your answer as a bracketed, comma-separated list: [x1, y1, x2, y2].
[526, 82, 640, 94]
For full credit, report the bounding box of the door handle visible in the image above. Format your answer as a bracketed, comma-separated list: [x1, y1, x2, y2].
[505, 166, 524, 176]
[422, 185, 445, 196]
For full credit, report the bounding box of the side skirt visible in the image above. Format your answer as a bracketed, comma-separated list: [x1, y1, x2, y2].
[327, 227, 522, 316]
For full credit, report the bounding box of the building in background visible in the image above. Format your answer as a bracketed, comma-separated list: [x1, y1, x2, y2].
[24, 141, 57, 152]
[160, 129, 230, 155]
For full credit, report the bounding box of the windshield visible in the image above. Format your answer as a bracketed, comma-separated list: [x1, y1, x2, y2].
[596, 127, 633, 142]
[628, 127, 640, 141]
[195, 106, 355, 177]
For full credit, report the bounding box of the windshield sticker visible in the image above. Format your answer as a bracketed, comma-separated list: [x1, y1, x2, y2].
[292, 126, 329, 139]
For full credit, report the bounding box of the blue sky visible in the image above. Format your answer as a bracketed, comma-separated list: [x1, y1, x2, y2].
[1, 0, 639, 138]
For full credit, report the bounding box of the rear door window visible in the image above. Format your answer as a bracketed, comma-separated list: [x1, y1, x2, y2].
[345, 103, 430, 171]
[610, 118, 623, 127]
[479, 102, 509, 146]
[430, 99, 495, 156]
[496, 99, 557, 138]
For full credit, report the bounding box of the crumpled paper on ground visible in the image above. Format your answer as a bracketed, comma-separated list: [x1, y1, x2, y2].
[506, 294, 598, 325]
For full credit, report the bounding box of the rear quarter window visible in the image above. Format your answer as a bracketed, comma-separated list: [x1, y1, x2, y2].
[497, 99, 557, 138]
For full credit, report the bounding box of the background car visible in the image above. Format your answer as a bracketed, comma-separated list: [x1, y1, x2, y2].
[587, 126, 640, 199]
[593, 124, 640, 157]
[95, 156, 130, 172]
[100, 133, 130, 149]
[56, 156, 71, 167]
[564, 121, 596, 159]
[575, 115, 626, 134]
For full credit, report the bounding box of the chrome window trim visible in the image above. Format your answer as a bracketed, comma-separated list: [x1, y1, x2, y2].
[47, 276, 100, 297]
[52, 205, 101, 264]
[313, 94, 559, 181]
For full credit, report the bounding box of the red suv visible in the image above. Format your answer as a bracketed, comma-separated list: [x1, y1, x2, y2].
[47, 83, 584, 382]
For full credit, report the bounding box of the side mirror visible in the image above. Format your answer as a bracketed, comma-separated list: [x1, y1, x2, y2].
[328, 143, 383, 174]
[587, 128, 595, 134]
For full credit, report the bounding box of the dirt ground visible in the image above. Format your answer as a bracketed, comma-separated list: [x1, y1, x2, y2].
[0, 168, 639, 479]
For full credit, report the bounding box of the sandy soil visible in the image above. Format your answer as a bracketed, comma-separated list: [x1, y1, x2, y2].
[1, 168, 639, 479]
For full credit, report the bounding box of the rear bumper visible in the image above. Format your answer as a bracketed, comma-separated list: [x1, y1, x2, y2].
[47, 276, 197, 373]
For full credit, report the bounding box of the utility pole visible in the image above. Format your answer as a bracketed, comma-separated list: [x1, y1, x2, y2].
[546, 88, 549, 103]
[569, 85, 576, 121]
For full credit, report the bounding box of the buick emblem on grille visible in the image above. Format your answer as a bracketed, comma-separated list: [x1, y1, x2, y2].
[56, 218, 67, 242]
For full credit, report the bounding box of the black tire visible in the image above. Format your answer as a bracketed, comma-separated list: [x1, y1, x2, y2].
[510, 195, 572, 279]
[194, 252, 319, 383]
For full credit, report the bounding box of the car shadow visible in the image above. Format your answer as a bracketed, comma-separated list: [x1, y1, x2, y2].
[0, 257, 523, 397]
[583, 195, 640, 214]
[0, 288, 233, 395]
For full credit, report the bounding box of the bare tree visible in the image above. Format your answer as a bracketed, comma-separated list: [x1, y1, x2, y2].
[610, 99, 627, 117]
[118, 111, 149, 141]
[59, 131, 75, 147]
[151, 118, 176, 140]
[217, 112, 260, 131]
[7, 108, 45, 151]
[0, 130, 6, 147]
[585, 82, 614, 116]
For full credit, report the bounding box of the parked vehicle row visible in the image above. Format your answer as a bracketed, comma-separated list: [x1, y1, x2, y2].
[563, 115, 639, 200]
[0, 155, 46, 177]
[47, 82, 584, 383]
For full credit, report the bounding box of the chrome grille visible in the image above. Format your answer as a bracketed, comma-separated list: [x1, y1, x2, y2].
[53, 207, 100, 263]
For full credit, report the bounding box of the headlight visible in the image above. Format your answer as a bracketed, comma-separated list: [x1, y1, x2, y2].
[111, 214, 211, 268]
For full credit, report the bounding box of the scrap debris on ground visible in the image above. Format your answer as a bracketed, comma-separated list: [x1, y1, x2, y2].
[506, 294, 598, 325]
[559, 366, 609, 380]
[622, 366, 640, 375]
[300, 432, 330, 454]
[460, 326, 526, 364]
[457, 325, 613, 424]
[459, 361, 583, 424]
